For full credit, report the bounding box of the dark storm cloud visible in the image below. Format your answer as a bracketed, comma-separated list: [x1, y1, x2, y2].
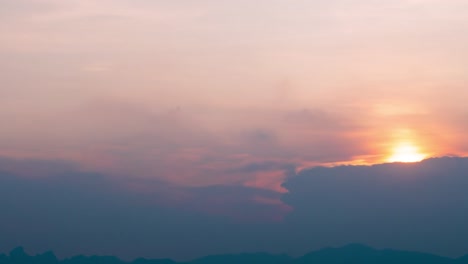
[0, 158, 287, 261]
[3, 156, 468, 260]
[281, 157, 468, 257]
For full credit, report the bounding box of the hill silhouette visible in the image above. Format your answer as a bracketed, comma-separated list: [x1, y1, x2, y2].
[2, 244, 468, 264]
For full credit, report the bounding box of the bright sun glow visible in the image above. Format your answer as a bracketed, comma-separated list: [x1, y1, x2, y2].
[387, 142, 426, 163]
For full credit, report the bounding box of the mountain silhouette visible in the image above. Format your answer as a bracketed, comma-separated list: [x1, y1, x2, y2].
[2, 244, 468, 264]
[294, 244, 453, 264]
[456, 255, 468, 264]
[189, 252, 291, 264]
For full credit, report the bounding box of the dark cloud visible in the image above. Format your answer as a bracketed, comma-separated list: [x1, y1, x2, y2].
[281, 157, 468, 257]
[2, 156, 468, 260]
[0, 158, 287, 261]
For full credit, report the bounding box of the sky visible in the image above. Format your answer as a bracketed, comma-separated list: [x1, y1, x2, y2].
[1, 0, 468, 260]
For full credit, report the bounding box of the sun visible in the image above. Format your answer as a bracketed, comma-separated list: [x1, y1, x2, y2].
[387, 142, 426, 163]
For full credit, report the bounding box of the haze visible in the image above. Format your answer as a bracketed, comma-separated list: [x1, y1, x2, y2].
[1, 0, 468, 260]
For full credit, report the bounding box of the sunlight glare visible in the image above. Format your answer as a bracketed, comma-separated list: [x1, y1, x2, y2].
[387, 142, 426, 163]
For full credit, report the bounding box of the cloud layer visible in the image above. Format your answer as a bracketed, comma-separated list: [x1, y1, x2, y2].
[2, 157, 468, 260]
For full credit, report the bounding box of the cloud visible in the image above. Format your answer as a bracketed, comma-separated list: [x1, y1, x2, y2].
[281, 156, 468, 257]
[0, 157, 78, 178]
[3, 156, 468, 259]
[0, 157, 292, 260]
[2, 0, 468, 258]
[0, 93, 369, 190]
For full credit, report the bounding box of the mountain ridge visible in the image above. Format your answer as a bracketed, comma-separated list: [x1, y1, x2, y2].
[3, 244, 468, 264]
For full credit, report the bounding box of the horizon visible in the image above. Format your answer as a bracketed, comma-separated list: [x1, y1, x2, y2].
[4, 242, 468, 261]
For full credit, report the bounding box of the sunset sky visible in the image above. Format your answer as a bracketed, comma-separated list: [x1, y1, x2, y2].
[1, 0, 468, 260]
